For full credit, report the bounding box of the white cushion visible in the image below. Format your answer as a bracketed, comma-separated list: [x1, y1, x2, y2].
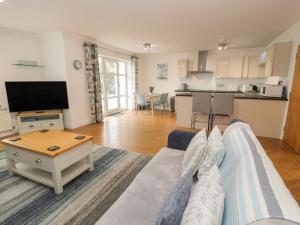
[180, 165, 225, 225]
[198, 126, 225, 177]
[181, 129, 208, 176]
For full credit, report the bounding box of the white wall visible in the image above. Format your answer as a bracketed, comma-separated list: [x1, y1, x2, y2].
[0, 28, 134, 133]
[268, 21, 300, 138]
[63, 32, 92, 128]
[0, 28, 43, 110]
[39, 32, 93, 129]
[138, 48, 265, 95]
[0, 28, 44, 135]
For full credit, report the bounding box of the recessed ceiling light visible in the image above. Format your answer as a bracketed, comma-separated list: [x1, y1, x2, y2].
[0, 0, 4, 3]
[143, 43, 152, 50]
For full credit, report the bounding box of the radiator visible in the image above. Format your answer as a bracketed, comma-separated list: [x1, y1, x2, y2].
[0, 108, 12, 132]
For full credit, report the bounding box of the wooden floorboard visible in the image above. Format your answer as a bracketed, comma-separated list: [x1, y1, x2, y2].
[1, 110, 300, 204]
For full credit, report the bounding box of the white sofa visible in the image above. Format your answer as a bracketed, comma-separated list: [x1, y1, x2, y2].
[96, 122, 300, 225]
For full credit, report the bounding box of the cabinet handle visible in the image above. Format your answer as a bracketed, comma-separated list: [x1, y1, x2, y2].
[35, 158, 42, 164]
[29, 125, 34, 128]
[12, 152, 19, 157]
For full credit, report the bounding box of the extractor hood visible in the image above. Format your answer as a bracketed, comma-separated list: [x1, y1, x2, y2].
[189, 51, 213, 74]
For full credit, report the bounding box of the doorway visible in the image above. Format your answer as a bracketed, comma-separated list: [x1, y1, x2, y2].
[283, 45, 300, 154]
[99, 56, 128, 116]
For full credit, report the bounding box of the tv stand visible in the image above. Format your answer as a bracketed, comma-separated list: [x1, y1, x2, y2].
[17, 110, 64, 135]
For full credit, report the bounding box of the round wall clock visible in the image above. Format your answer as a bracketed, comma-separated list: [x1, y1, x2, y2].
[73, 60, 82, 70]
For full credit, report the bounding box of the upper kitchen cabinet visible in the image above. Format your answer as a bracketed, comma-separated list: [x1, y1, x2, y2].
[215, 57, 230, 78]
[264, 42, 292, 77]
[177, 59, 188, 78]
[242, 55, 260, 78]
[228, 56, 244, 78]
[216, 56, 243, 78]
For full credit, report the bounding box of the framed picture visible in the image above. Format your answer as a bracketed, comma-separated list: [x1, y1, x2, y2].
[157, 63, 168, 80]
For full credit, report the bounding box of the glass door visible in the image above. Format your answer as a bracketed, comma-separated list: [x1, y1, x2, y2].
[100, 57, 128, 115]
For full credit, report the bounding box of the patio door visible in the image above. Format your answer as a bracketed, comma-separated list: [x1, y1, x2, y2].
[100, 57, 128, 115]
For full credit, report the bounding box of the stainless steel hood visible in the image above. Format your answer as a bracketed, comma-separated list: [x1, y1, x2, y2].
[189, 51, 213, 74]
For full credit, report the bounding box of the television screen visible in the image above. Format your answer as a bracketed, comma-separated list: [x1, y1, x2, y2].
[5, 81, 69, 112]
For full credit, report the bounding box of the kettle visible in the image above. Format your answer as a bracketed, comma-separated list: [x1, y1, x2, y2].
[181, 83, 188, 90]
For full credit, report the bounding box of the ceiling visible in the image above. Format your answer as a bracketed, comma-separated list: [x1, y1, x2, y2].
[1, 0, 300, 54]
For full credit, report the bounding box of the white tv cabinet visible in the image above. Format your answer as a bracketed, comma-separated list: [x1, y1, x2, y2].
[17, 110, 64, 135]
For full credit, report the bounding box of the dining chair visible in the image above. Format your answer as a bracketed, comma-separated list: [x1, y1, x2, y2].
[211, 93, 234, 131]
[191, 93, 212, 130]
[153, 93, 169, 113]
[136, 94, 150, 112]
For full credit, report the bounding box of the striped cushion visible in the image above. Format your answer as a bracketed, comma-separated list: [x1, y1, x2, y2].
[220, 122, 300, 225]
[182, 129, 208, 176]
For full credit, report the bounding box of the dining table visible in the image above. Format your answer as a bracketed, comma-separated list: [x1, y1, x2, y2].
[147, 93, 162, 116]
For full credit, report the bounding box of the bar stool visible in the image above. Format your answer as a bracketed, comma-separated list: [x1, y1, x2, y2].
[191, 93, 212, 130]
[211, 93, 234, 131]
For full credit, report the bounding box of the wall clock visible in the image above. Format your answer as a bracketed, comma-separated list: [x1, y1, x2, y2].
[73, 60, 82, 70]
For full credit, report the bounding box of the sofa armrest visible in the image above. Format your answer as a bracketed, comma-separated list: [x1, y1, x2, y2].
[167, 129, 196, 151]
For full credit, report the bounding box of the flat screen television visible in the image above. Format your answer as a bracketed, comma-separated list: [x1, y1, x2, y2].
[5, 81, 69, 112]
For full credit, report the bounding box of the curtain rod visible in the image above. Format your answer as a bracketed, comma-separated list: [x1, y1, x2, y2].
[84, 41, 138, 59]
[97, 45, 136, 58]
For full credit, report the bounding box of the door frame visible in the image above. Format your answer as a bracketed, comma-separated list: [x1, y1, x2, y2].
[100, 56, 128, 116]
[283, 45, 300, 154]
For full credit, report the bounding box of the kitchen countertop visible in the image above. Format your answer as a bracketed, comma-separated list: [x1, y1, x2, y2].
[175, 89, 288, 101]
[175, 89, 241, 93]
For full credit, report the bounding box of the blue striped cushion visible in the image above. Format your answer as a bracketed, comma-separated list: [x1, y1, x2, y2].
[220, 122, 300, 225]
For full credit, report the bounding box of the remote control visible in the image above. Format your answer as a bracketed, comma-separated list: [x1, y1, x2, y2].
[75, 135, 85, 140]
[9, 137, 21, 141]
[47, 146, 60, 151]
[39, 129, 49, 133]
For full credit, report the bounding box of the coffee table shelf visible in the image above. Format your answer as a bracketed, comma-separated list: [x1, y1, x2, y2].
[13, 159, 91, 189]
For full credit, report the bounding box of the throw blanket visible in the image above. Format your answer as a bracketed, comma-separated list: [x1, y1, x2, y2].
[0, 146, 151, 225]
[220, 122, 300, 225]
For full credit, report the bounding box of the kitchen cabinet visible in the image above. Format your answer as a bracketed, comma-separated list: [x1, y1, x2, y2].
[242, 56, 250, 78]
[242, 55, 260, 78]
[216, 56, 244, 78]
[265, 42, 292, 77]
[228, 56, 244, 78]
[248, 55, 259, 78]
[175, 96, 208, 129]
[215, 57, 230, 78]
[177, 59, 188, 78]
[175, 95, 287, 138]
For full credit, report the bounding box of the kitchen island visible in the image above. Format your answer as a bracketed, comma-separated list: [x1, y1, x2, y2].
[175, 89, 288, 138]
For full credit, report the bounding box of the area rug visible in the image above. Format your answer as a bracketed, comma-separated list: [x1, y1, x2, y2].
[0, 146, 152, 225]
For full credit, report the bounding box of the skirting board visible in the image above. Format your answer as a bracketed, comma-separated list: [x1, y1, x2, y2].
[64, 118, 92, 129]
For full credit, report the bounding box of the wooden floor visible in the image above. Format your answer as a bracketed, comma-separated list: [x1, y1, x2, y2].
[1, 110, 300, 203]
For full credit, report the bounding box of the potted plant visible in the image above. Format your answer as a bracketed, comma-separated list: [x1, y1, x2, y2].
[149, 86, 155, 93]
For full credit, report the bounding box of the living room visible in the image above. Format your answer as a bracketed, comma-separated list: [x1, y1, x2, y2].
[1, 0, 300, 225]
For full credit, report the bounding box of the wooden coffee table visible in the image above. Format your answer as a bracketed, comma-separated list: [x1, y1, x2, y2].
[1, 130, 94, 194]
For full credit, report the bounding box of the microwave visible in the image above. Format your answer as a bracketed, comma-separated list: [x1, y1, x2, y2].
[260, 85, 283, 97]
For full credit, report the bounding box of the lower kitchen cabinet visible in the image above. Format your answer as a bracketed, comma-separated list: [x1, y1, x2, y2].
[175, 96, 287, 138]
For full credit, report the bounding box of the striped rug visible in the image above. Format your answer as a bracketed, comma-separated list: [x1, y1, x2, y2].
[0, 146, 152, 225]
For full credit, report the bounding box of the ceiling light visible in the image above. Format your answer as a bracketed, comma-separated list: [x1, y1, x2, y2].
[144, 43, 152, 50]
[218, 43, 228, 50]
[0, 0, 4, 3]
